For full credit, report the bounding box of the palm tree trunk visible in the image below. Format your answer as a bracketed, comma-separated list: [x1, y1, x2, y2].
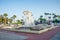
[4, 17, 6, 25]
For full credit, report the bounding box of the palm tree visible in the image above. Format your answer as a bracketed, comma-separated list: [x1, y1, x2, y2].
[52, 14, 58, 25]
[17, 20, 23, 25]
[43, 18, 46, 23]
[53, 15, 57, 21]
[57, 15, 60, 19]
[48, 16, 51, 25]
[17, 20, 20, 24]
[57, 15, 60, 23]
[52, 13, 56, 20]
[48, 16, 51, 20]
[20, 19, 24, 25]
[44, 13, 50, 15]
[0, 15, 3, 24]
[13, 15, 16, 23]
[3, 13, 8, 25]
[44, 13, 50, 20]
[8, 18, 12, 25]
[38, 15, 43, 24]
[52, 13, 55, 15]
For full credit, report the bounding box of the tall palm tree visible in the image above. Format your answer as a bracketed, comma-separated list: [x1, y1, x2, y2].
[0, 15, 3, 24]
[44, 13, 50, 15]
[48, 16, 51, 20]
[52, 14, 58, 25]
[52, 13, 55, 15]
[20, 19, 24, 25]
[57, 15, 60, 19]
[3, 13, 8, 25]
[53, 14, 57, 21]
[8, 18, 12, 25]
[13, 15, 16, 23]
[57, 15, 60, 23]
[39, 15, 43, 23]
[17, 20, 20, 24]
[52, 13, 56, 20]
[43, 18, 46, 23]
[48, 16, 51, 25]
[44, 13, 50, 20]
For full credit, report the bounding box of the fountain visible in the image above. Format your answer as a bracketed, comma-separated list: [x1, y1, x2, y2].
[23, 11, 35, 27]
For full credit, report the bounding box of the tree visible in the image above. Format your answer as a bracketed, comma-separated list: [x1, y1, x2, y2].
[57, 15, 60, 19]
[38, 15, 43, 24]
[44, 13, 50, 15]
[52, 13, 57, 20]
[52, 14, 58, 25]
[0, 15, 3, 24]
[8, 18, 12, 25]
[43, 18, 46, 23]
[53, 14, 57, 21]
[48, 16, 51, 25]
[44, 13, 50, 20]
[40, 15, 43, 23]
[54, 19, 58, 23]
[52, 13, 55, 15]
[20, 19, 24, 25]
[13, 15, 16, 23]
[57, 15, 60, 23]
[40, 15, 43, 18]
[38, 15, 43, 20]
[3, 13, 8, 25]
[48, 16, 51, 20]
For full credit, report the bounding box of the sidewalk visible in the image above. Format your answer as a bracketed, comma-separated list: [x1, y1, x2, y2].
[0, 27, 60, 40]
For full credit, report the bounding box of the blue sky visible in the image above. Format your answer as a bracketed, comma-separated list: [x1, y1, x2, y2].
[0, 0, 60, 20]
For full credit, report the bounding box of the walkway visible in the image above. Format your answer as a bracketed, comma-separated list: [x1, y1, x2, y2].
[0, 27, 60, 40]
